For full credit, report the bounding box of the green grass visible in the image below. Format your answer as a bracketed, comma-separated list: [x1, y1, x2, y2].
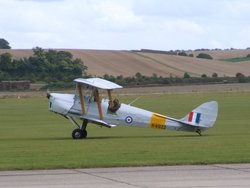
[220, 57, 250, 62]
[0, 92, 250, 170]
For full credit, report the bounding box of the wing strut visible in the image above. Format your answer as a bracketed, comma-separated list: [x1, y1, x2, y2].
[93, 88, 103, 120]
[107, 89, 113, 108]
[77, 83, 85, 115]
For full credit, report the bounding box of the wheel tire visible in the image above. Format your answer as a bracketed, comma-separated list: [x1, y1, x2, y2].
[82, 129, 87, 138]
[72, 129, 84, 139]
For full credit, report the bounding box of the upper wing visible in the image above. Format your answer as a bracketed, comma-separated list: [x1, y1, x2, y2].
[74, 78, 123, 90]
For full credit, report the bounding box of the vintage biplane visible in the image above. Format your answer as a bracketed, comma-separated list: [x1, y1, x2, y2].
[47, 78, 218, 139]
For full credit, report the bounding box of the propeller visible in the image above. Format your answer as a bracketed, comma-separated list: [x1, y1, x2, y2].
[46, 88, 51, 99]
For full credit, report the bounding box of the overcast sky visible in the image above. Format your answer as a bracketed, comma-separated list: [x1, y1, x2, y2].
[1, 0, 250, 50]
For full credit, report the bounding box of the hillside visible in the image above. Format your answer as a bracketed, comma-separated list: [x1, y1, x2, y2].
[1, 49, 250, 77]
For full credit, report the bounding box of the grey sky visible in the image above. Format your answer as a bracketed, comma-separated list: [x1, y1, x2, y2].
[1, 0, 250, 50]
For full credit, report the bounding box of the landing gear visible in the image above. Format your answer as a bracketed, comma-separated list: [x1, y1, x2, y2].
[196, 129, 202, 136]
[68, 117, 88, 139]
[72, 129, 87, 139]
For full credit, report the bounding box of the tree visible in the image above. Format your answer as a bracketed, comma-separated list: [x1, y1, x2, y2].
[236, 72, 245, 78]
[178, 52, 187, 56]
[201, 74, 207, 78]
[135, 72, 143, 82]
[0, 53, 13, 71]
[0, 47, 87, 83]
[196, 53, 213, 60]
[236, 72, 246, 83]
[212, 73, 218, 78]
[0, 38, 11, 49]
[0, 70, 10, 81]
[183, 72, 191, 78]
[29, 48, 87, 82]
[33, 47, 45, 59]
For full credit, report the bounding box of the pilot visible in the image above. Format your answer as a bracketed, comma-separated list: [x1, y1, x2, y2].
[108, 98, 120, 112]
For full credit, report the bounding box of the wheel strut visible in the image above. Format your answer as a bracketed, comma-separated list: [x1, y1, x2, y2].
[81, 119, 88, 131]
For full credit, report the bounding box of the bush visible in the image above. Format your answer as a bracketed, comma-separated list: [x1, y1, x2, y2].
[236, 72, 247, 83]
[183, 72, 191, 79]
[196, 53, 213, 60]
[178, 52, 188, 56]
[246, 54, 250, 58]
[212, 73, 218, 78]
[236, 72, 245, 78]
[201, 74, 207, 78]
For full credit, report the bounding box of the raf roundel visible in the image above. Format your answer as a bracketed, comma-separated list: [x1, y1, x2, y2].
[125, 116, 133, 124]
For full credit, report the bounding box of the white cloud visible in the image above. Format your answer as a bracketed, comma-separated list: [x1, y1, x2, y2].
[1, 0, 250, 50]
[210, 40, 224, 49]
[225, 0, 250, 15]
[94, 1, 140, 26]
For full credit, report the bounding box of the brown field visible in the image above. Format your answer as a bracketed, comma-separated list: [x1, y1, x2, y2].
[1, 49, 250, 77]
[191, 49, 250, 59]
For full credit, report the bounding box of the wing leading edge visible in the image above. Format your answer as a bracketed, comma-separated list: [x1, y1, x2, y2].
[74, 78, 123, 90]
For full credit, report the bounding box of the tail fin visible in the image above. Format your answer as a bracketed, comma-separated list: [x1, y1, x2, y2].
[181, 101, 218, 128]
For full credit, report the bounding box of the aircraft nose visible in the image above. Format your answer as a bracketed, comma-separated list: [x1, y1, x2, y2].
[46, 93, 51, 99]
[47, 93, 74, 115]
[46, 89, 51, 99]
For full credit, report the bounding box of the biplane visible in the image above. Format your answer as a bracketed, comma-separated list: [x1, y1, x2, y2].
[47, 78, 218, 139]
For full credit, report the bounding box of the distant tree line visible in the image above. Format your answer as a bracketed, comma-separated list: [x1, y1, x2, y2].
[102, 72, 250, 87]
[136, 47, 250, 53]
[132, 49, 213, 60]
[1, 38, 249, 89]
[0, 47, 87, 83]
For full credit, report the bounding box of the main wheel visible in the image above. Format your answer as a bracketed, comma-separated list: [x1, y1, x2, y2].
[82, 129, 87, 138]
[72, 129, 83, 139]
[72, 129, 88, 139]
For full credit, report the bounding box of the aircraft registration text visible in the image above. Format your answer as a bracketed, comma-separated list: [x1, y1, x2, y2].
[150, 113, 166, 129]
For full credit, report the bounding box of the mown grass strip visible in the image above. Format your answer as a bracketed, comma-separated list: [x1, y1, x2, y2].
[0, 92, 250, 170]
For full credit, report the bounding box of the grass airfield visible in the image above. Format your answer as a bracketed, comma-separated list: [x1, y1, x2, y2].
[0, 90, 250, 170]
